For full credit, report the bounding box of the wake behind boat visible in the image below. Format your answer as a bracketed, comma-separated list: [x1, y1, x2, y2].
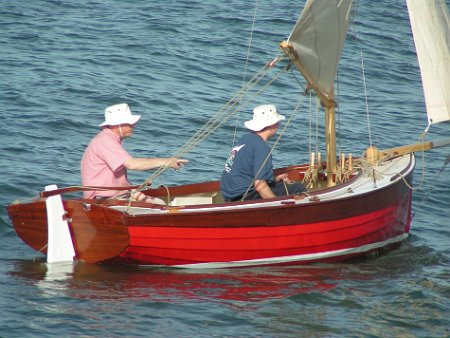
[7, 0, 450, 268]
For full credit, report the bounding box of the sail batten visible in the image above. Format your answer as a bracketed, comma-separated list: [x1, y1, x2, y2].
[407, 0, 450, 125]
[287, 0, 353, 100]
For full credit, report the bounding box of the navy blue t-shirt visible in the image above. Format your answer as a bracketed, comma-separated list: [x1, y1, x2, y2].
[220, 132, 274, 200]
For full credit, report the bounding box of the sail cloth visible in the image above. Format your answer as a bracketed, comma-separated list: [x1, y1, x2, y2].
[407, 0, 450, 125]
[287, 0, 353, 100]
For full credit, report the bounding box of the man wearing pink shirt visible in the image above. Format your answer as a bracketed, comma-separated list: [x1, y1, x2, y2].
[81, 103, 187, 201]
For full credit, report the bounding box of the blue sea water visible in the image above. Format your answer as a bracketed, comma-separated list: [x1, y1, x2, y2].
[1, 0, 449, 337]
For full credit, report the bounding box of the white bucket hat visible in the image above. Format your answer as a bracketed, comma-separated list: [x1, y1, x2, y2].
[99, 103, 141, 127]
[244, 104, 285, 132]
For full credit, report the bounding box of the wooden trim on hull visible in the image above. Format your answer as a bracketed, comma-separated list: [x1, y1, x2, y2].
[126, 172, 411, 228]
[7, 200, 129, 263]
[8, 200, 49, 254]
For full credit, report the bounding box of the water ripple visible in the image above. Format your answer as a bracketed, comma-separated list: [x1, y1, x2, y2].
[1, 0, 449, 337]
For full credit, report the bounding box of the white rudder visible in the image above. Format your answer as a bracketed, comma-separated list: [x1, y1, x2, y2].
[45, 184, 75, 263]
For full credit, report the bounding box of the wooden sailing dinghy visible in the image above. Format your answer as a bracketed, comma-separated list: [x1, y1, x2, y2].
[7, 0, 450, 268]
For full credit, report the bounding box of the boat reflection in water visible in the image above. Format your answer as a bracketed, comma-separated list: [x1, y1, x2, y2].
[11, 259, 344, 302]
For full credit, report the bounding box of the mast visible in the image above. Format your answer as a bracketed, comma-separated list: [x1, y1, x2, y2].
[280, 41, 337, 185]
[280, 41, 336, 186]
[324, 97, 337, 186]
[280, 0, 352, 186]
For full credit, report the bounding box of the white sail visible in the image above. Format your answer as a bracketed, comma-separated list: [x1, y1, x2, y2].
[287, 0, 353, 100]
[407, 0, 450, 125]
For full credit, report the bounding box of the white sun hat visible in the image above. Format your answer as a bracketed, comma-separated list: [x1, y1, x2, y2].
[244, 104, 285, 132]
[99, 103, 141, 127]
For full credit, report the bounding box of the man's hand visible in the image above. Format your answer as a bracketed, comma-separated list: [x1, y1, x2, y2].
[166, 158, 189, 170]
[276, 173, 289, 182]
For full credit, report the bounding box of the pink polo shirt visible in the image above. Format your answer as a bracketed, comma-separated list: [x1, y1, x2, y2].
[81, 128, 133, 199]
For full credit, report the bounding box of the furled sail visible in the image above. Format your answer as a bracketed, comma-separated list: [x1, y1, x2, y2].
[287, 0, 353, 100]
[407, 0, 450, 125]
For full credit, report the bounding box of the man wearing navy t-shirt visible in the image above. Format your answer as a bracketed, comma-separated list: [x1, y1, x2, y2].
[220, 104, 306, 202]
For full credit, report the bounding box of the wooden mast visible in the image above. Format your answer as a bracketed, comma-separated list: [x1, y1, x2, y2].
[324, 97, 337, 186]
[280, 41, 337, 186]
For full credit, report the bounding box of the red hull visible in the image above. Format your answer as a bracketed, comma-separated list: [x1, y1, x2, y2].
[123, 202, 409, 266]
[119, 175, 412, 267]
[7, 156, 414, 268]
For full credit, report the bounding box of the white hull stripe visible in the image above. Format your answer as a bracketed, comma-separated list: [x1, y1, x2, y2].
[166, 233, 409, 269]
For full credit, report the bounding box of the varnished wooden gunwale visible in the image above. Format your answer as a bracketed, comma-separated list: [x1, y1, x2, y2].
[126, 173, 412, 228]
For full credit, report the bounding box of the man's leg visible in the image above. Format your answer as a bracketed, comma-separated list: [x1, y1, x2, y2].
[271, 181, 306, 197]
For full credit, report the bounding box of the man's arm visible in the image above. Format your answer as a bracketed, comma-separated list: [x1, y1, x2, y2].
[254, 179, 276, 199]
[124, 158, 188, 171]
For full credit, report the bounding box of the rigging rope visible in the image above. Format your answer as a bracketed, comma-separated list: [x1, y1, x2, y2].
[308, 92, 313, 155]
[315, 95, 320, 155]
[360, 51, 373, 147]
[233, 0, 260, 148]
[137, 56, 287, 192]
[336, 72, 342, 158]
[242, 0, 259, 87]
[411, 153, 450, 220]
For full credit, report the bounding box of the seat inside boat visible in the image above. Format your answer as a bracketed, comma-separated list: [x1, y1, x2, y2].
[170, 191, 224, 206]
